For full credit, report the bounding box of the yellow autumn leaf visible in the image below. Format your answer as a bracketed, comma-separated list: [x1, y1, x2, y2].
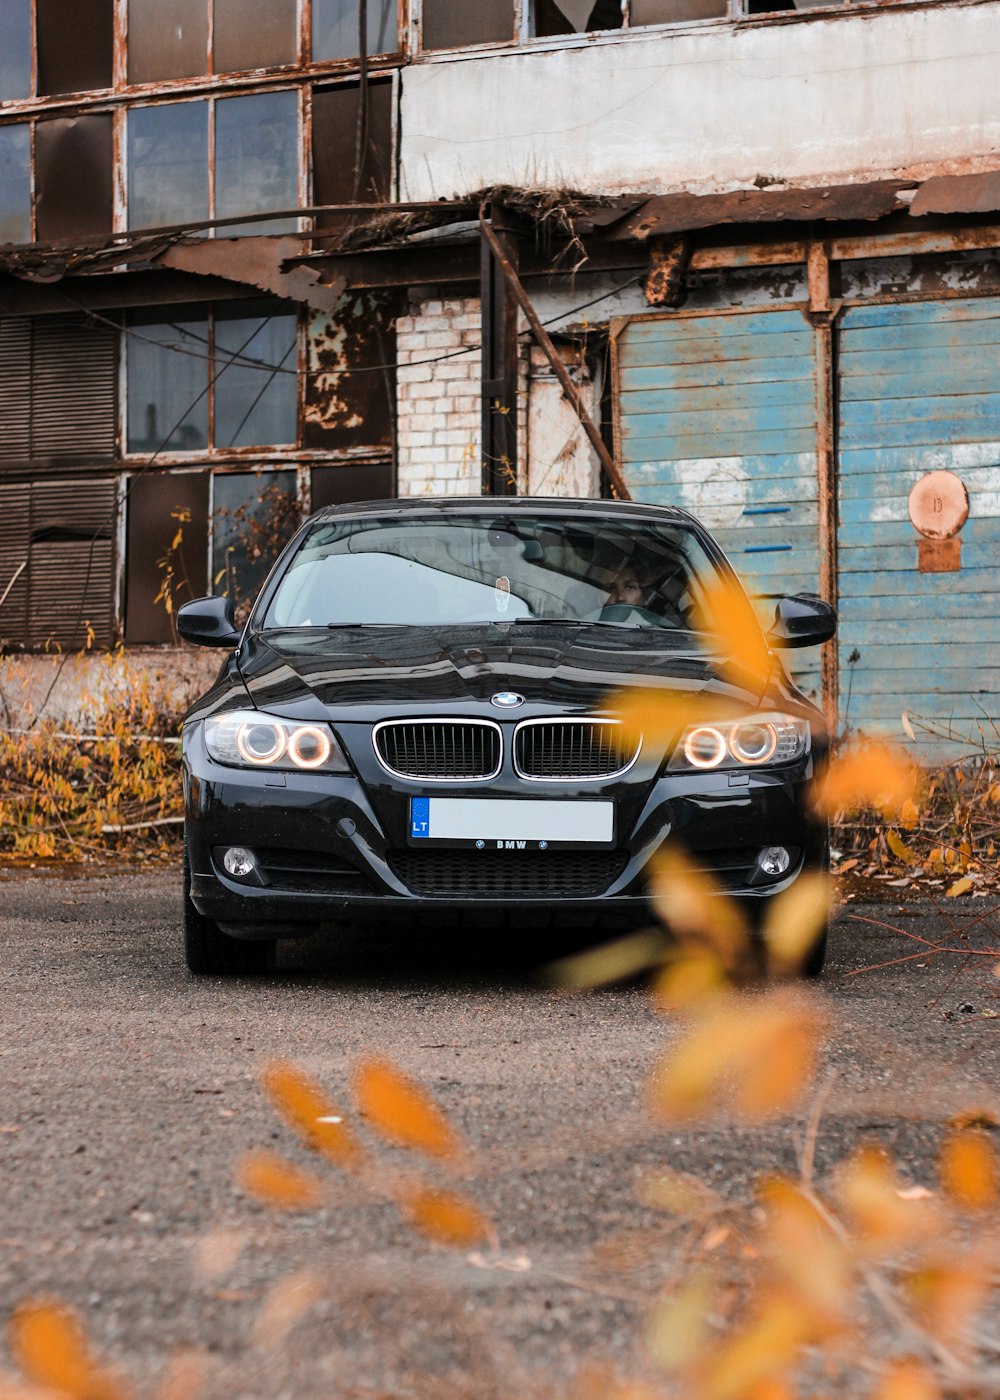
[648, 846, 750, 969]
[939, 1128, 999, 1212]
[899, 798, 920, 830]
[613, 686, 715, 752]
[835, 1146, 939, 1256]
[759, 1178, 852, 1323]
[886, 830, 917, 864]
[871, 1360, 941, 1400]
[261, 1062, 365, 1172]
[701, 1292, 812, 1400]
[907, 1252, 993, 1344]
[652, 950, 727, 1012]
[636, 1167, 721, 1218]
[946, 875, 974, 898]
[546, 929, 666, 991]
[10, 1299, 130, 1400]
[235, 1150, 324, 1211]
[354, 1058, 466, 1163]
[644, 1272, 715, 1372]
[696, 577, 772, 684]
[252, 1271, 325, 1352]
[649, 990, 824, 1122]
[814, 744, 917, 818]
[760, 870, 831, 975]
[398, 1185, 492, 1247]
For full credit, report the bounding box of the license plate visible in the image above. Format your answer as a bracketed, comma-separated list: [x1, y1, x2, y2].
[409, 797, 614, 847]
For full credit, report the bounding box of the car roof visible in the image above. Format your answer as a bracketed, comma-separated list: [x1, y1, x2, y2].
[306, 496, 701, 528]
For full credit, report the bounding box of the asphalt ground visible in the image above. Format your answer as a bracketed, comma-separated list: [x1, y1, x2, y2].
[0, 867, 998, 1398]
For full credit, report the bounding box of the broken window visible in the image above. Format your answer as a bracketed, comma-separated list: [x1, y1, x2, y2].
[211, 470, 298, 614]
[421, 0, 515, 50]
[36, 0, 114, 96]
[127, 101, 209, 231]
[0, 0, 32, 102]
[127, 0, 207, 83]
[0, 125, 31, 245]
[35, 114, 114, 242]
[312, 79, 393, 221]
[533, 0, 623, 36]
[214, 0, 298, 74]
[312, 0, 400, 61]
[125, 469, 209, 644]
[126, 314, 210, 454]
[27, 477, 117, 650]
[629, 0, 727, 21]
[213, 307, 298, 449]
[214, 90, 299, 236]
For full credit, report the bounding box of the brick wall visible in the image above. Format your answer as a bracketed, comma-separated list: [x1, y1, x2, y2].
[395, 296, 529, 497]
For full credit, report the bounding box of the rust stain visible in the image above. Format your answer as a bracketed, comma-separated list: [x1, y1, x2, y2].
[610, 181, 912, 241]
[908, 470, 969, 540]
[918, 537, 962, 573]
[643, 234, 690, 308]
[157, 237, 345, 310]
[303, 290, 396, 448]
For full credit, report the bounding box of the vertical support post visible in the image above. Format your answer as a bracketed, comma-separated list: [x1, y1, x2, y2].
[808, 241, 839, 737]
[480, 205, 519, 495]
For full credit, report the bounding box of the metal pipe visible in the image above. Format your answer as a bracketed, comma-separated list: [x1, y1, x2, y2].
[479, 209, 631, 502]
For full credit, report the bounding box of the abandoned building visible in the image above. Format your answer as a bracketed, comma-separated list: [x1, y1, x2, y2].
[1, 0, 999, 752]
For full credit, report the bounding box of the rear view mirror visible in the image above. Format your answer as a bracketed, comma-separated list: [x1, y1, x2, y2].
[177, 595, 241, 648]
[766, 594, 837, 649]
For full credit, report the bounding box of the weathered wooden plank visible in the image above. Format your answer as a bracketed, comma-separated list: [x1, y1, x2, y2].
[619, 377, 815, 417]
[622, 310, 812, 344]
[842, 298, 1000, 330]
[620, 330, 814, 370]
[623, 427, 818, 461]
[620, 356, 814, 394]
[837, 575, 997, 604]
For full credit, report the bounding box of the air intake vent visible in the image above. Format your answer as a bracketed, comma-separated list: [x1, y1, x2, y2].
[374, 721, 502, 781]
[514, 720, 639, 780]
[389, 849, 628, 899]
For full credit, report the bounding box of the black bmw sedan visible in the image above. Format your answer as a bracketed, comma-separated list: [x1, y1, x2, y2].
[177, 498, 835, 976]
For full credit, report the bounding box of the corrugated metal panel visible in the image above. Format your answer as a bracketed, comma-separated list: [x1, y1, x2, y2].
[0, 483, 30, 646]
[837, 297, 1000, 755]
[31, 315, 118, 462]
[0, 318, 32, 465]
[26, 477, 116, 650]
[616, 308, 821, 700]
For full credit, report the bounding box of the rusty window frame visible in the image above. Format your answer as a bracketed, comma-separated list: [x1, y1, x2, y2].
[120, 84, 302, 236]
[0, 120, 33, 243]
[207, 463, 300, 603]
[120, 303, 303, 463]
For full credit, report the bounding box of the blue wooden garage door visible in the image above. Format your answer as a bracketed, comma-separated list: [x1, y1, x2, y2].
[616, 309, 822, 701]
[838, 298, 1000, 756]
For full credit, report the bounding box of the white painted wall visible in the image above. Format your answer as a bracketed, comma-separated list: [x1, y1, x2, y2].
[400, 4, 1000, 200]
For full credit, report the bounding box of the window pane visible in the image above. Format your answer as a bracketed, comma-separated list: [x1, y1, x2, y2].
[214, 310, 298, 448]
[128, 0, 207, 83]
[127, 315, 210, 453]
[312, 0, 399, 61]
[125, 470, 209, 644]
[214, 0, 297, 73]
[534, 0, 622, 34]
[37, 0, 114, 95]
[128, 102, 209, 230]
[215, 90, 298, 236]
[211, 470, 298, 614]
[36, 115, 114, 241]
[0, 0, 32, 101]
[630, 0, 726, 20]
[0, 126, 31, 244]
[312, 80, 393, 216]
[422, 0, 513, 50]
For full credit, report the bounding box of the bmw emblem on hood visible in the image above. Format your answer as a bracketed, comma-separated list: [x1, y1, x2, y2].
[491, 691, 524, 709]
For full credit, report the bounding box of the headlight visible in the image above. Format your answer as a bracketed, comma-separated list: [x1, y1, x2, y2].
[204, 709, 350, 773]
[670, 713, 809, 771]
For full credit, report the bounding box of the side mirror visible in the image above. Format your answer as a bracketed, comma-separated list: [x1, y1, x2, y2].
[766, 594, 837, 649]
[176, 595, 241, 648]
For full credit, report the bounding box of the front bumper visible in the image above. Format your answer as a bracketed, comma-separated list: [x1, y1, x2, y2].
[183, 722, 825, 939]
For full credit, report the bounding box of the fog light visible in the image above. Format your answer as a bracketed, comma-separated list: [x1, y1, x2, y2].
[758, 846, 791, 877]
[223, 846, 257, 880]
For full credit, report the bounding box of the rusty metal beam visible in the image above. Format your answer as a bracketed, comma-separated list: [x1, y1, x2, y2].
[479, 211, 631, 502]
[807, 242, 839, 736]
[480, 207, 519, 496]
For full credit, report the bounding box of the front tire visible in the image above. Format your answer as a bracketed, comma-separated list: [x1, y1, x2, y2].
[183, 841, 275, 975]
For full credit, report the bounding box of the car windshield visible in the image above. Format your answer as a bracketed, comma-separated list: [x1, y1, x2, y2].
[261, 513, 723, 632]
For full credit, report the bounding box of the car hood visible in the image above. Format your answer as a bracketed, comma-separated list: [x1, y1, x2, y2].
[236, 624, 806, 722]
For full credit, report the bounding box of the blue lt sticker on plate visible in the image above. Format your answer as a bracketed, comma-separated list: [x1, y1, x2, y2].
[410, 797, 431, 839]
